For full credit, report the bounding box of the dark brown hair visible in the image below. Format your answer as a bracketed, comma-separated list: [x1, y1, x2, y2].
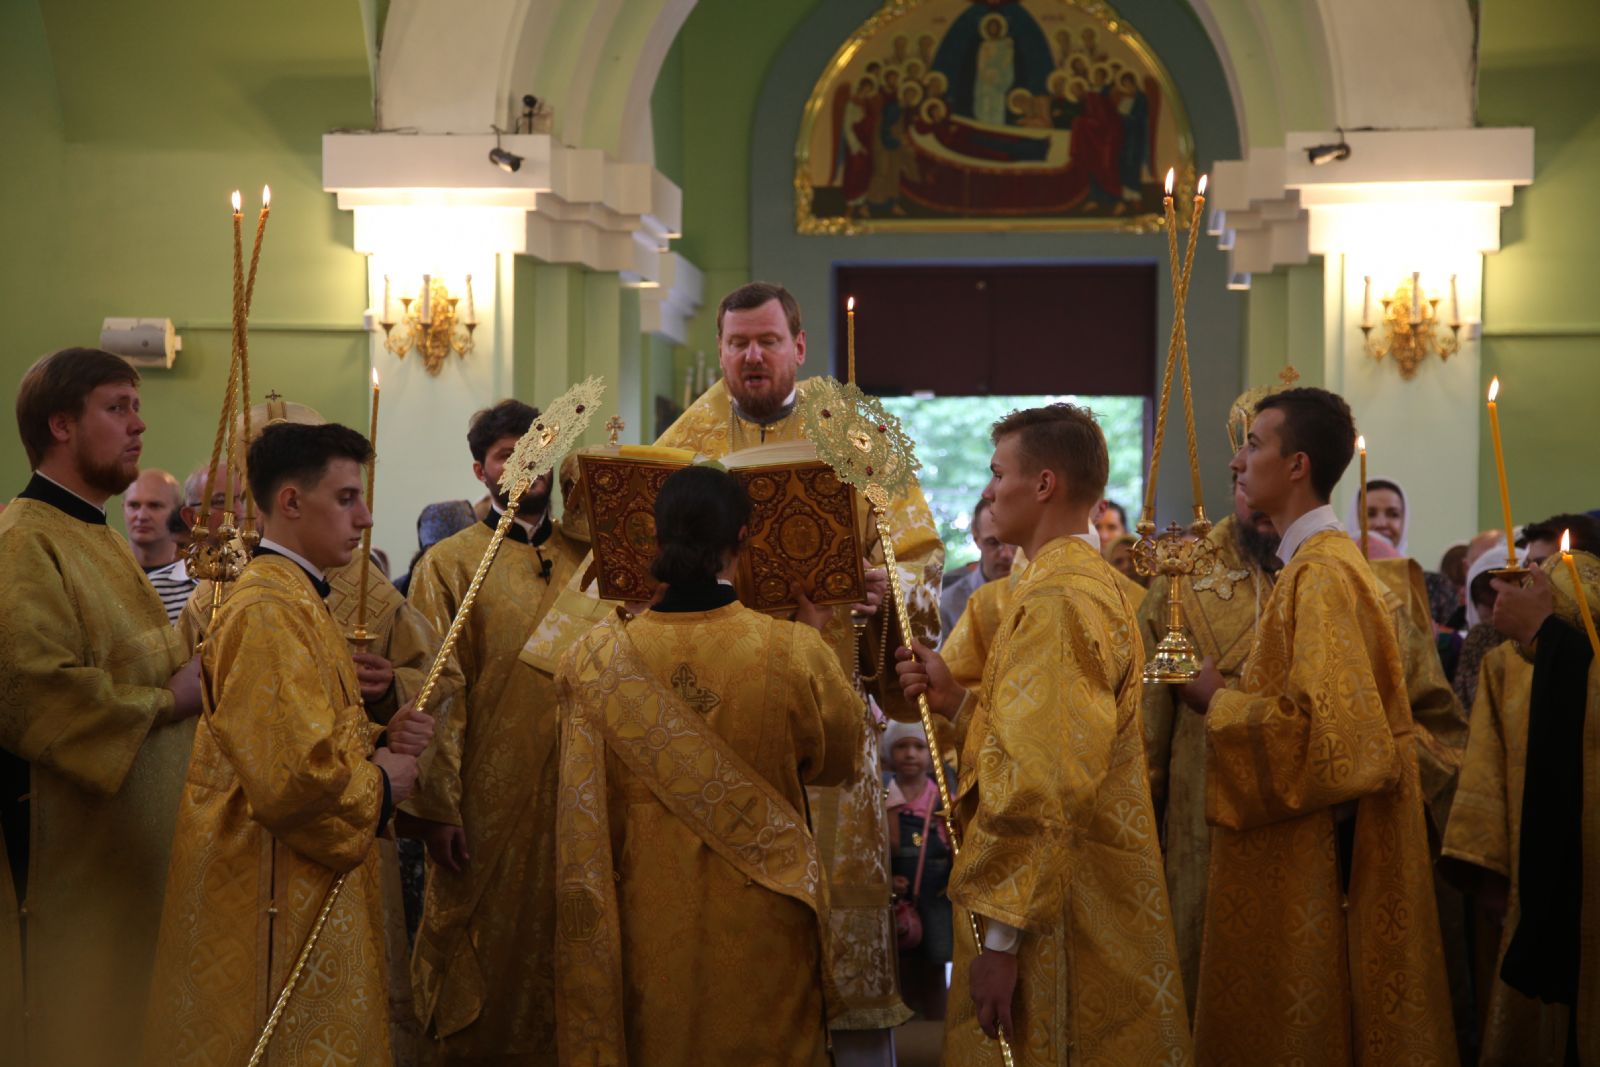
[1253, 387, 1356, 501]
[248, 422, 373, 515]
[990, 403, 1108, 507]
[467, 399, 539, 464]
[716, 281, 803, 339]
[15, 348, 140, 468]
[650, 465, 751, 586]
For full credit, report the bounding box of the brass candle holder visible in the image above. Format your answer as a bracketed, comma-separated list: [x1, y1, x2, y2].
[380, 275, 476, 376]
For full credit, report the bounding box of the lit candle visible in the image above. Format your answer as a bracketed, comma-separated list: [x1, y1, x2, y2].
[1148, 167, 1178, 524]
[357, 367, 380, 634]
[243, 185, 271, 316]
[465, 273, 477, 325]
[1410, 271, 1422, 325]
[241, 185, 269, 529]
[420, 274, 432, 325]
[383, 274, 393, 323]
[1449, 273, 1460, 325]
[1362, 275, 1372, 327]
[1357, 435, 1368, 558]
[1486, 377, 1517, 568]
[1560, 530, 1600, 660]
[846, 295, 857, 385]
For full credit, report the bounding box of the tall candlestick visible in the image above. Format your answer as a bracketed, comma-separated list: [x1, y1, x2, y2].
[1362, 275, 1372, 327]
[1180, 175, 1208, 512]
[1486, 377, 1517, 568]
[241, 186, 268, 530]
[356, 367, 380, 635]
[1449, 273, 1460, 324]
[465, 274, 477, 325]
[1146, 167, 1178, 524]
[847, 295, 857, 384]
[1410, 271, 1422, 325]
[1357, 435, 1368, 558]
[1560, 530, 1600, 661]
[383, 274, 394, 323]
[420, 274, 432, 325]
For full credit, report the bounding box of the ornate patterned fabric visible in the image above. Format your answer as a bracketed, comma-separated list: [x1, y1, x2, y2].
[0, 498, 189, 1066]
[1196, 530, 1457, 1066]
[405, 520, 586, 1062]
[143, 554, 390, 1067]
[1441, 641, 1568, 1065]
[948, 536, 1192, 1066]
[553, 606, 861, 1066]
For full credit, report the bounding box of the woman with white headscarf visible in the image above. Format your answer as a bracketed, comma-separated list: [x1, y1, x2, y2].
[1452, 539, 1527, 709]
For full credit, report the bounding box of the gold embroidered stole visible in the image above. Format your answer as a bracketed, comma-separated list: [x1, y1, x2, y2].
[554, 615, 831, 1064]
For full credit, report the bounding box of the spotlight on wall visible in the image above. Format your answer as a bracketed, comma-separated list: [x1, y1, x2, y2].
[1305, 133, 1352, 167]
[488, 127, 523, 173]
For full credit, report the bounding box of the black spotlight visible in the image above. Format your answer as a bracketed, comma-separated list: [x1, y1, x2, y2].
[1305, 134, 1351, 167]
[489, 126, 523, 173]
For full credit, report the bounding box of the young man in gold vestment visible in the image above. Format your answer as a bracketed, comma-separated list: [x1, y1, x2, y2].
[553, 465, 861, 1066]
[896, 404, 1192, 1066]
[526, 283, 944, 1058]
[143, 422, 434, 1066]
[0, 348, 201, 1067]
[1179, 387, 1456, 1065]
[402, 399, 588, 1065]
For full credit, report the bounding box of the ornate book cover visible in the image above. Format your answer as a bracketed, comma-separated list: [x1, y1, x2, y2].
[577, 443, 866, 612]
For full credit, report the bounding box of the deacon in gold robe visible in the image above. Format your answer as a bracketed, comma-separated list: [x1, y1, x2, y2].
[403, 399, 587, 1064]
[1180, 387, 1456, 1065]
[530, 283, 943, 1044]
[144, 422, 433, 1066]
[0, 349, 199, 1067]
[554, 465, 862, 1066]
[896, 404, 1191, 1066]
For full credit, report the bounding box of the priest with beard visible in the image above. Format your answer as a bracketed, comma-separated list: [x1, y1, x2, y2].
[0, 348, 201, 1066]
[402, 398, 589, 1065]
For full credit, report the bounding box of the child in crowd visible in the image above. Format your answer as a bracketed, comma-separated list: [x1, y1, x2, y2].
[884, 720, 953, 1020]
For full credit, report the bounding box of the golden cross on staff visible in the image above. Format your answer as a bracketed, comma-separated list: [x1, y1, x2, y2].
[605, 414, 625, 446]
[247, 377, 607, 1067]
[800, 378, 1016, 1067]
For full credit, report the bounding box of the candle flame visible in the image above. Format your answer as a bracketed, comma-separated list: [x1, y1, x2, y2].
[230, 190, 242, 213]
[1563, 529, 1572, 553]
[1197, 174, 1208, 196]
[1164, 168, 1174, 196]
[1488, 376, 1500, 402]
[1356, 434, 1366, 452]
[261, 185, 271, 208]
[371, 367, 380, 389]
[847, 296, 855, 312]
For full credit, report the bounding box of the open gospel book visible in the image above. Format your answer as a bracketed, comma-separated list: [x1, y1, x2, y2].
[577, 440, 866, 612]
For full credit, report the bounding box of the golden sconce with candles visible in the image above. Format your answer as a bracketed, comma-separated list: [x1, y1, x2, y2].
[1358, 271, 1462, 379]
[379, 273, 476, 375]
[185, 185, 272, 636]
[1133, 168, 1215, 685]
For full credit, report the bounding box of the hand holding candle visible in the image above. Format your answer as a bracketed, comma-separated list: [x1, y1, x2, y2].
[1486, 377, 1517, 568]
[1560, 530, 1600, 660]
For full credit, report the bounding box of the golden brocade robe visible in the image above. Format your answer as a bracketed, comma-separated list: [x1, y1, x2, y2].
[406, 519, 587, 1062]
[144, 554, 391, 1067]
[1195, 529, 1456, 1066]
[948, 536, 1191, 1066]
[552, 605, 862, 1066]
[1440, 641, 1567, 1065]
[531, 379, 944, 1029]
[181, 557, 459, 1066]
[0, 498, 189, 1067]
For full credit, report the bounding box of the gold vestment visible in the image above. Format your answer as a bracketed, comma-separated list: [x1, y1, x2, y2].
[532, 380, 943, 1029]
[0, 498, 189, 1067]
[144, 554, 391, 1066]
[553, 604, 862, 1066]
[948, 536, 1192, 1066]
[1195, 529, 1457, 1065]
[405, 519, 586, 1062]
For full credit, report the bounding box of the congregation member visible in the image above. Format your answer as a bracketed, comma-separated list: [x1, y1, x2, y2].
[553, 465, 861, 1066]
[0, 348, 200, 1066]
[143, 421, 434, 1065]
[883, 720, 952, 1022]
[124, 468, 192, 623]
[1179, 388, 1456, 1064]
[1092, 495, 1128, 542]
[895, 403, 1191, 1064]
[402, 398, 587, 1065]
[938, 497, 1015, 636]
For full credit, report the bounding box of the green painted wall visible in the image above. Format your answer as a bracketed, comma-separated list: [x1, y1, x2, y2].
[1478, 0, 1600, 525]
[0, 0, 375, 526]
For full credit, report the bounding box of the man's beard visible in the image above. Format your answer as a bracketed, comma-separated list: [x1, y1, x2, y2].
[80, 447, 138, 497]
[728, 376, 793, 424]
[1233, 516, 1282, 573]
[498, 482, 550, 519]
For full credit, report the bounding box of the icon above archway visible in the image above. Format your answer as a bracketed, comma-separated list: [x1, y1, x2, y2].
[796, 0, 1196, 234]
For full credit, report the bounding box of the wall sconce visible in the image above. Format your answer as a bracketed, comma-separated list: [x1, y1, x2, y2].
[379, 274, 476, 375]
[1359, 271, 1461, 380]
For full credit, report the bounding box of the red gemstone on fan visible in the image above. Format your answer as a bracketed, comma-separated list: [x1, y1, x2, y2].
[822, 409, 831, 418]
[576, 405, 585, 413]
[866, 466, 874, 475]
[877, 425, 886, 433]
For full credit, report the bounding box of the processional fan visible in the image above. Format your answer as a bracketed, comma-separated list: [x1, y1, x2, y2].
[184, 188, 272, 640]
[1134, 168, 1215, 685]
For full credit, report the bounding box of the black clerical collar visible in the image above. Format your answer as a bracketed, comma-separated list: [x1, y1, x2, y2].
[652, 580, 739, 613]
[253, 544, 332, 599]
[18, 472, 108, 526]
[484, 508, 552, 548]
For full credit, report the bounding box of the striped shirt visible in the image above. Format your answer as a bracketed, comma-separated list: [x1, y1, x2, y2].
[146, 558, 197, 625]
